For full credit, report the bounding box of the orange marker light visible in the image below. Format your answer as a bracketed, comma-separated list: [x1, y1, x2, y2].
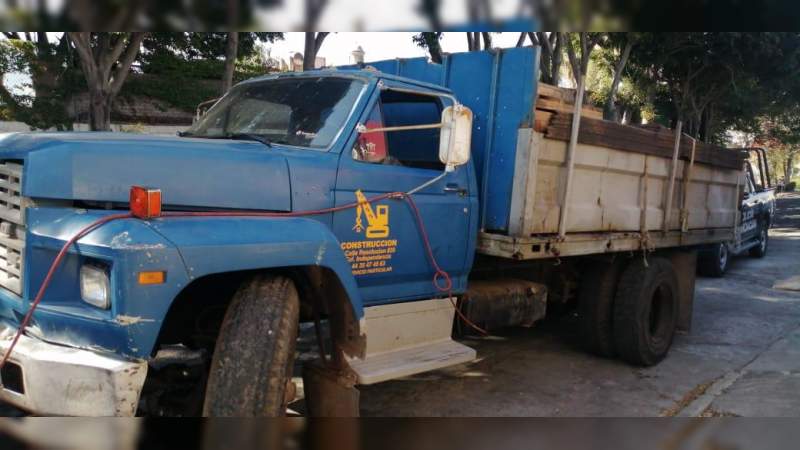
[130, 186, 162, 219]
[138, 271, 166, 285]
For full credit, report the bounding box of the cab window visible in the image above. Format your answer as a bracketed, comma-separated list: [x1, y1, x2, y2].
[353, 90, 445, 171]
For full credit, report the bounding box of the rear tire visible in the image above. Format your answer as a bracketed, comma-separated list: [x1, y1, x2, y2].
[749, 226, 768, 258]
[577, 261, 624, 357]
[203, 274, 300, 417]
[613, 257, 679, 367]
[697, 243, 729, 277]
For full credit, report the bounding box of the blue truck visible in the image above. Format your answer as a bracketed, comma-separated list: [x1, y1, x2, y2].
[0, 48, 745, 416]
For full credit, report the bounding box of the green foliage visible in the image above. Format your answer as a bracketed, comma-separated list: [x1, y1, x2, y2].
[121, 53, 273, 112]
[0, 32, 285, 128]
[412, 32, 443, 63]
[126, 32, 283, 111]
[0, 36, 77, 130]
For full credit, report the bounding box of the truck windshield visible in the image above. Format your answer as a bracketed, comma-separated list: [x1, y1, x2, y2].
[186, 77, 365, 149]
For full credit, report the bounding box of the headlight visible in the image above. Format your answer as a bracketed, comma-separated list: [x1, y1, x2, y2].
[80, 263, 110, 309]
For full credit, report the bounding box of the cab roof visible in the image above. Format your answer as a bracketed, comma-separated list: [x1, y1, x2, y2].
[241, 67, 454, 95]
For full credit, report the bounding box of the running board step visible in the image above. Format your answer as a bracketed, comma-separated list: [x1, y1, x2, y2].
[347, 298, 476, 385]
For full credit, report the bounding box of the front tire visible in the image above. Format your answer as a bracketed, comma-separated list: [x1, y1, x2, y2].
[749, 226, 769, 258]
[203, 274, 300, 417]
[698, 243, 729, 277]
[613, 257, 679, 367]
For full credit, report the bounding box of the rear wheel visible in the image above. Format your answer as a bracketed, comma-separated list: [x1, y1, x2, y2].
[613, 257, 679, 367]
[698, 243, 729, 277]
[203, 274, 299, 417]
[749, 226, 769, 258]
[577, 261, 624, 357]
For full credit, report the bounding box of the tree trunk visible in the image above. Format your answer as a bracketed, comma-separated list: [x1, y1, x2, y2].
[515, 32, 527, 47]
[466, 32, 479, 51]
[603, 38, 633, 122]
[68, 32, 145, 132]
[481, 32, 492, 50]
[304, 32, 316, 70]
[222, 32, 239, 95]
[88, 88, 112, 131]
[536, 33, 553, 84]
[420, 32, 443, 63]
[303, 32, 328, 70]
[551, 33, 563, 86]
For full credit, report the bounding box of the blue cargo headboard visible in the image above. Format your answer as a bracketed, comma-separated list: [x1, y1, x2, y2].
[340, 47, 540, 233]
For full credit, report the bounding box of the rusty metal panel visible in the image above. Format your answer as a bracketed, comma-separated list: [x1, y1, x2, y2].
[459, 279, 547, 333]
[477, 227, 733, 260]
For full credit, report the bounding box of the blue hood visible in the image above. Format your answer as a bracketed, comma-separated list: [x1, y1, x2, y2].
[0, 132, 294, 212]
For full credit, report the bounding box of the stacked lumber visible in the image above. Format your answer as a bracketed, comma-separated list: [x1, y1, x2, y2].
[543, 112, 746, 170]
[534, 83, 603, 130]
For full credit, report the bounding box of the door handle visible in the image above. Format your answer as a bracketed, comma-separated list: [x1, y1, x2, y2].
[444, 184, 468, 195]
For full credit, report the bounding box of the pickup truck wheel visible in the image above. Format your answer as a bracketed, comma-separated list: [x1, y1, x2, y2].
[749, 226, 769, 258]
[613, 257, 679, 367]
[203, 274, 299, 417]
[577, 261, 623, 357]
[698, 243, 728, 277]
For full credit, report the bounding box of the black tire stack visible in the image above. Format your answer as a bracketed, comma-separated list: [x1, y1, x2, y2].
[577, 256, 680, 366]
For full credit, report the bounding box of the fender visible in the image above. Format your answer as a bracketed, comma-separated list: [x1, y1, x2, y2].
[147, 216, 364, 319]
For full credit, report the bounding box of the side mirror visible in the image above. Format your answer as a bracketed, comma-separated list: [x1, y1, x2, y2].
[439, 105, 473, 170]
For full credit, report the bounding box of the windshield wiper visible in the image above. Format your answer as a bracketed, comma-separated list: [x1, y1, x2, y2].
[177, 131, 272, 148]
[225, 133, 273, 147]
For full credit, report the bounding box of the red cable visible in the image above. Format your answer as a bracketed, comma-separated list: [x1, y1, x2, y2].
[0, 191, 485, 371]
[401, 195, 488, 336]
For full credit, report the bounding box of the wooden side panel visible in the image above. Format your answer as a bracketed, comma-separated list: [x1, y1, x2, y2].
[513, 130, 741, 236]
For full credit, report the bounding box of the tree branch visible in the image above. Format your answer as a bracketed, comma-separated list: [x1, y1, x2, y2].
[314, 31, 329, 54]
[109, 32, 145, 96]
[516, 32, 527, 47]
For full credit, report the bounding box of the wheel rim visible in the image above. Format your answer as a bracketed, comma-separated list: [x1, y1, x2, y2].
[718, 244, 728, 270]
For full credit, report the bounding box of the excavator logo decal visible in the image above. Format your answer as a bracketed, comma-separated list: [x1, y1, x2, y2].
[341, 190, 398, 276]
[353, 189, 390, 239]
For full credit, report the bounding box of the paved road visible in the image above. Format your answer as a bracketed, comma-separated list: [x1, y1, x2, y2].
[357, 192, 800, 417]
[2, 194, 799, 417]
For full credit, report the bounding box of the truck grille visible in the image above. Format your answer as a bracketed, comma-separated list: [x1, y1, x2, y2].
[0, 161, 24, 295]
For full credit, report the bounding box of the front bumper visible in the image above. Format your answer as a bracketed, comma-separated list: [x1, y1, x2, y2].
[0, 323, 147, 416]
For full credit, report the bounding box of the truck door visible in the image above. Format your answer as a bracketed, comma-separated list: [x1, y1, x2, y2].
[739, 167, 759, 243]
[333, 88, 475, 305]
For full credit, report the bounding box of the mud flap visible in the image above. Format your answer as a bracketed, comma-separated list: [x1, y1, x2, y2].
[666, 249, 697, 333]
[302, 362, 360, 417]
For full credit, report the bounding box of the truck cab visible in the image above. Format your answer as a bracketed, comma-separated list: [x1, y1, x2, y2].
[0, 69, 480, 416]
[697, 147, 775, 276]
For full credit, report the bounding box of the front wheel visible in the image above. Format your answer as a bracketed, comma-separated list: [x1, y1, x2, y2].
[749, 226, 769, 258]
[613, 257, 679, 367]
[698, 243, 729, 277]
[203, 274, 300, 416]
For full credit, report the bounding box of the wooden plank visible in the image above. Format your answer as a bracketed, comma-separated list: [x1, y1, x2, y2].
[547, 113, 745, 168]
[535, 99, 603, 119]
[544, 112, 746, 170]
[534, 110, 553, 133]
[538, 83, 574, 102]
